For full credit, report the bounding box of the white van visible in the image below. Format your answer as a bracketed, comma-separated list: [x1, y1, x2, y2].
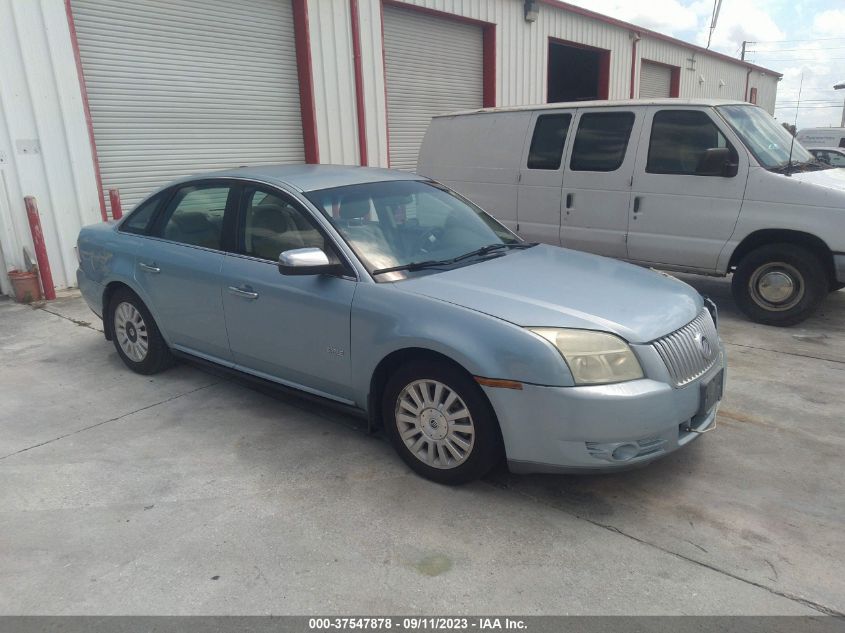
[796, 127, 845, 149]
[418, 99, 845, 326]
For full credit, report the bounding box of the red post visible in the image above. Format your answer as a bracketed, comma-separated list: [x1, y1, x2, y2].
[24, 196, 56, 301]
[108, 188, 123, 220]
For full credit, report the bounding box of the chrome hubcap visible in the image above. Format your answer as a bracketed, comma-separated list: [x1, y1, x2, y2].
[749, 262, 803, 311]
[395, 379, 475, 470]
[115, 301, 149, 362]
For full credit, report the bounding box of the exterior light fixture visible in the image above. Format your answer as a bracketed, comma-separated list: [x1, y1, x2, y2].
[524, 0, 539, 22]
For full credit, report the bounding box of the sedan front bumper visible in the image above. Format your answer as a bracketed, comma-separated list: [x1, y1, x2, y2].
[482, 356, 724, 474]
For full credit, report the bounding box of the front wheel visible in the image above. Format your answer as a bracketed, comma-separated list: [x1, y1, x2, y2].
[382, 361, 503, 485]
[731, 244, 827, 326]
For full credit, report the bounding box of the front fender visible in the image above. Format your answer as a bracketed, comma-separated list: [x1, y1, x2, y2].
[349, 282, 574, 407]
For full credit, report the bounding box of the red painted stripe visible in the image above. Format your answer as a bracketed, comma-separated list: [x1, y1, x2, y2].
[350, 0, 368, 166]
[64, 0, 107, 222]
[539, 0, 781, 77]
[293, 0, 319, 164]
[379, 2, 391, 168]
[482, 25, 497, 108]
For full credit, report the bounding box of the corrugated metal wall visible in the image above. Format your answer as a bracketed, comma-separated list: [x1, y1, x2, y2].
[312, 0, 779, 166]
[0, 0, 102, 293]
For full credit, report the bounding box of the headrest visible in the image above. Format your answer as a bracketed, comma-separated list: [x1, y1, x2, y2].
[252, 204, 291, 232]
[173, 212, 213, 233]
[339, 197, 371, 220]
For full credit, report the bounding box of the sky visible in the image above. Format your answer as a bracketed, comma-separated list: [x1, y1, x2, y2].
[564, 0, 845, 130]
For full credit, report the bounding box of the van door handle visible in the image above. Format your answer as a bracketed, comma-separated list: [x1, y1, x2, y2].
[139, 262, 160, 274]
[566, 193, 574, 209]
[228, 285, 259, 300]
[633, 197, 642, 214]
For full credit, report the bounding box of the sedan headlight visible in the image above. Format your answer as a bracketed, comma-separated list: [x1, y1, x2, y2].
[528, 328, 644, 385]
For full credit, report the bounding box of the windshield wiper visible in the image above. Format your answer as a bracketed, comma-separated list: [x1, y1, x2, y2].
[371, 242, 538, 276]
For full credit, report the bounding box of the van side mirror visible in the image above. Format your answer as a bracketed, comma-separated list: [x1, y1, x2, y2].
[278, 247, 346, 276]
[697, 147, 738, 177]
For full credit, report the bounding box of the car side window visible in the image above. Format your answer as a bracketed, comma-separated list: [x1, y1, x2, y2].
[156, 185, 229, 250]
[119, 193, 163, 235]
[527, 114, 572, 170]
[241, 187, 326, 261]
[570, 112, 635, 172]
[831, 153, 845, 167]
[647, 110, 735, 175]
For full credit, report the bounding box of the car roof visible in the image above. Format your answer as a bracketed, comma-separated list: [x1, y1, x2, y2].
[177, 164, 426, 193]
[434, 98, 753, 118]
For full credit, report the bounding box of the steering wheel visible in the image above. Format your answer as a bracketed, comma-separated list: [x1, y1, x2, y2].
[414, 227, 445, 255]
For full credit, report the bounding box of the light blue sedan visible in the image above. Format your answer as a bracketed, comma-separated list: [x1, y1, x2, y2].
[77, 165, 725, 484]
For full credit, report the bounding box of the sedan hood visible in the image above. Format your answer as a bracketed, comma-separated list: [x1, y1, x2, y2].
[396, 245, 702, 343]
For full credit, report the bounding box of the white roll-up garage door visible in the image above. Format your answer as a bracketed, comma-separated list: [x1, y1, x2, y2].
[383, 5, 483, 171]
[639, 61, 672, 98]
[71, 0, 305, 210]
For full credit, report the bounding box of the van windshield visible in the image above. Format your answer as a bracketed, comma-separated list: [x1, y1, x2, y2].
[717, 104, 815, 171]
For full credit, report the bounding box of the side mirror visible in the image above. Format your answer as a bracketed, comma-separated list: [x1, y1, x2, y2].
[278, 248, 345, 276]
[697, 147, 738, 177]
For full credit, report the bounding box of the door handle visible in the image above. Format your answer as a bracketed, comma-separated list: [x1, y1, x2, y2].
[228, 285, 259, 300]
[138, 262, 160, 274]
[565, 193, 574, 209]
[633, 197, 642, 214]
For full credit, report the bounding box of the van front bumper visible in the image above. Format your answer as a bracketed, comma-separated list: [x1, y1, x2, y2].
[482, 356, 725, 474]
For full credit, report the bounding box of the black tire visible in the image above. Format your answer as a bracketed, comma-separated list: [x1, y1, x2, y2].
[382, 360, 503, 485]
[108, 288, 173, 375]
[731, 243, 828, 326]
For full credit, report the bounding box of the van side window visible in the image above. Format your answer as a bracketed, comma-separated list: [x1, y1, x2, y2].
[569, 112, 635, 172]
[527, 114, 572, 170]
[839, 138, 845, 149]
[647, 110, 734, 176]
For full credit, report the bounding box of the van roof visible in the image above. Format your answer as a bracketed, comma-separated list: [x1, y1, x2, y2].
[433, 98, 755, 118]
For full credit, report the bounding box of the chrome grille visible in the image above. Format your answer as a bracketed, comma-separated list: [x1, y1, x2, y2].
[652, 309, 720, 387]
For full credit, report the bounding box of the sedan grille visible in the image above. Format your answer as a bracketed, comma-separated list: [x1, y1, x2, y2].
[652, 309, 720, 387]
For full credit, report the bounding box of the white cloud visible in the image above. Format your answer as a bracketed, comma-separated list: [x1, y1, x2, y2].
[562, 0, 703, 35]
[812, 9, 845, 36]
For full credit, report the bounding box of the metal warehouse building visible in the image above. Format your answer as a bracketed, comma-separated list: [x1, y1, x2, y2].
[0, 0, 780, 295]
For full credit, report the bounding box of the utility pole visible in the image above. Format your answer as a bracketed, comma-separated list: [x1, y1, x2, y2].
[836, 83, 845, 128]
[741, 41, 749, 61]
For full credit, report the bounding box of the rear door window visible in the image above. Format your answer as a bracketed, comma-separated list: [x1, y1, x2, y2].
[119, 193, 164, 235]
[527, 114, 572, 170]
[569, 111, 636, 172]
[154, 184, 231, 250]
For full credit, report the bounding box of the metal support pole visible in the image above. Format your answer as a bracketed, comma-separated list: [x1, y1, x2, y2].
[23, 196, 56, 301]
[108, 188, 123, 220]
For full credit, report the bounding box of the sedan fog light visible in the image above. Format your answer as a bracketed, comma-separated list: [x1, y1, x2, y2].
[611, 443, 639, 461]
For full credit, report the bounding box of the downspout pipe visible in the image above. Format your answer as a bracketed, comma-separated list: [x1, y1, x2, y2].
[630, 32, 641, 99]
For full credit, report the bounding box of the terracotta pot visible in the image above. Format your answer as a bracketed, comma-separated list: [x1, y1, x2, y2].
[8, 270, 42, 303]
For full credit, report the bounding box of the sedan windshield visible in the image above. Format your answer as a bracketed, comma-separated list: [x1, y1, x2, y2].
[305, 180, 521, 278]
[717, 104, 814, 170]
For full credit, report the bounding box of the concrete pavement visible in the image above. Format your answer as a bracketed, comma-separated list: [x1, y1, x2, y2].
[0, 281, 842, 615]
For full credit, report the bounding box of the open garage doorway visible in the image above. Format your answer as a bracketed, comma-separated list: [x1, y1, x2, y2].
[547, 39, 610, 103]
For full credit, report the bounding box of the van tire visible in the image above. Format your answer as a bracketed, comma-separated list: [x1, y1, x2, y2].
[732, 244, 827, 326]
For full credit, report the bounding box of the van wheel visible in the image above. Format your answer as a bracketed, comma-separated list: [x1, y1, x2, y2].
[109, 288, 173, 374]
[382, 360, 503, 485]
[732, 244, 827, 326]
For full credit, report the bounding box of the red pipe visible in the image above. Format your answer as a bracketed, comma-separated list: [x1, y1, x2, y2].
[24, 196, 56, 301]
[108, 188, 123, 220]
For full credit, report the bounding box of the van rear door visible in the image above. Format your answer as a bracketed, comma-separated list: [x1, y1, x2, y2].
[560, 108, 642, 258]
[626, 106, 748, 271]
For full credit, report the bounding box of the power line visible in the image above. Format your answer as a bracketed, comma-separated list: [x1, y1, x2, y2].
[750, 36, 845, 44]
[749, 46, 845, 52]
[746, 57, 845, 63]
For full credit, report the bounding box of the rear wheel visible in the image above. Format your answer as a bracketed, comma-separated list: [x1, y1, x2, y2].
[109, 288, 172, 374]
[382, 360, 502, 485]
[731, 244, 827, 326]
